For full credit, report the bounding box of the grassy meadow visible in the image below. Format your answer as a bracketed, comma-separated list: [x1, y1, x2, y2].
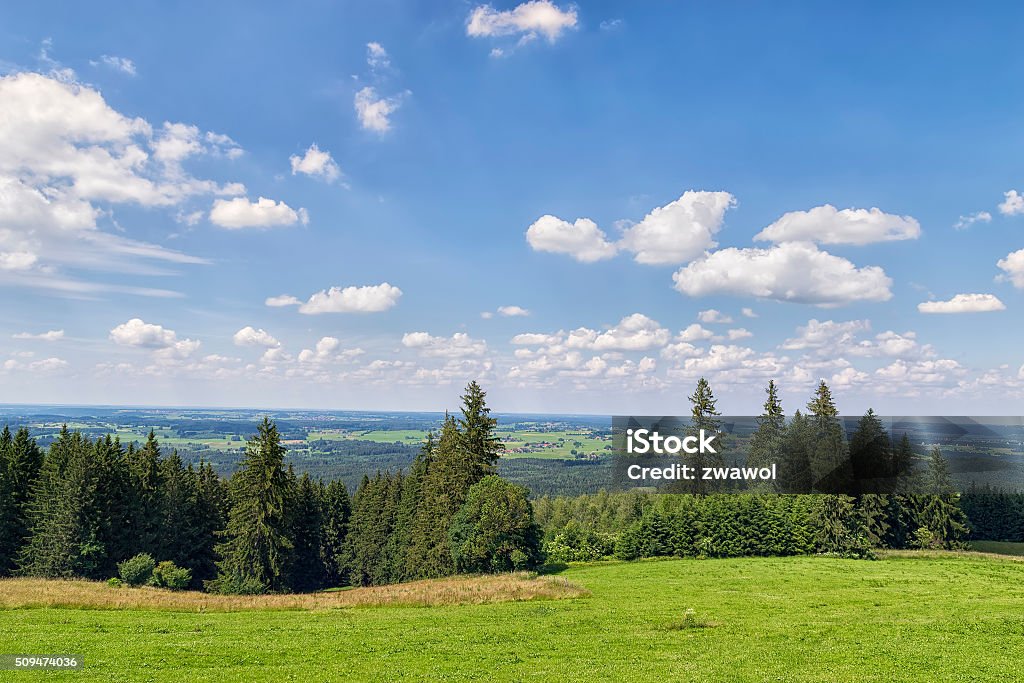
[2, 552, 1023, 682]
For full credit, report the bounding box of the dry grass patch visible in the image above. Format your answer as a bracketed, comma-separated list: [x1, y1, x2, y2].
[0, 573, 587, 612]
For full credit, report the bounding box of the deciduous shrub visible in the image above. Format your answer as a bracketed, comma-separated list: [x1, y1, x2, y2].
[449, 476, 544, 573]
[150, 560, 192, 590]
[117, 553, 155, 586]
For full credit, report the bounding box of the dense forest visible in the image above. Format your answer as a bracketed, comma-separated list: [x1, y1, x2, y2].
[0, 378, 1021, 594]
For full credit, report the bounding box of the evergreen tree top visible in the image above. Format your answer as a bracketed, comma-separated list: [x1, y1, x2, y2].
[689, 377, 720, 417]
[807, 380, 838, 418]
[761, 380, 784, 419]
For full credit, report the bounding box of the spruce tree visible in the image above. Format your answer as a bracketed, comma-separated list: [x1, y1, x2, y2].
[0, 427, 43, 575]
[189, 461, 229, 585]
[458, 381, 504, 478]
[687, 377, 723, 494]
[127, 431, 164, 557]
[290, 473, 326, 592]
[919, 447, 969, 549]
[92, 435, 131, 574]
[406, 416, 468, 578]
[210, 418, 294, 593]
[19, 431, 107, 578]
[923, 446, 955, 495]
[857, 494, 891, 548]
[376, 471, 403, 584]
[157, 450, 198, 568]
[321, 478, 351, 587]
[892, 433, 916, 492]
[0, 427, 13, 574]
[813, 495, 871, 558]
[806, 381, 852, 493]
[747, 380, 785, 473]
[778, 410, 812, 493]
[342, 473, 395, 586]
[848, 409, 893, 494]
[390, 432, 432, 581]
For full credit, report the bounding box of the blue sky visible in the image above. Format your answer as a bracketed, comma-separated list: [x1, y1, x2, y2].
[1, 1, 1023, 415]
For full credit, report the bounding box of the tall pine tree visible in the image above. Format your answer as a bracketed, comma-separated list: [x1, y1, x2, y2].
[210, 418, 294, 594]
[747, 380, 785, 474]
[290, 473, 327, 592]
[458, 381, 504, 479]
[320, 478, 351, 587]
[0, 427, 43, 575]
[848, 409, 893, 494]
[687, 377, 723, 495]
[806, 381, 852, 493]
[19, 430, 107, 578]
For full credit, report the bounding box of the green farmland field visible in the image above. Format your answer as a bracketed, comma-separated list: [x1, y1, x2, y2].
[306, 428, 432, 444]
[302, 428, 612, 460]
[2, 553, 1023, 681]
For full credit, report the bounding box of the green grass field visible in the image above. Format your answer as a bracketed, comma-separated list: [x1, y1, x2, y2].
[303, 428, 611, 460]
[306, 429, 430, 444]
[2, 553, 1023, 681]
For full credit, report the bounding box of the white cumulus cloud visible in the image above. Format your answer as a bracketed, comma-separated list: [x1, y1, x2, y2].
[354, 87, 405, 133]
[265, 294, 302, 307]
[998, 248, 1024, 288]
[0, 72, 245, 296]
[563, 314, 670, 352]
[290, 144, 342, 183]
[402, 331, 487, 358]
[467, 1, 578, 43]
[999, 190, 1024, 216]
[298, 337, 363, 364]
[297, 283, 403, 314]
[672, 242, 893, 306]
[677, 323, 715, 343]
[497, 305, 530, 317]
[209, 196, 308, 229]
[109, 318, 200, 359]
[619, 191, 736, 265]
[698, 309, 733, 324]
[233, 326, 281, 348]
[755, 205, 921, 245]
[918, 293, 1006, 314]
[781, 319, 869, 351]
[511, 332, 562, 345]
[109, 318, 178, 348]
[525, 215, 617, 262]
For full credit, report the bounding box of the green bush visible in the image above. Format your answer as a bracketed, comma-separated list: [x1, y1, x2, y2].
[106, 577, 123, 588]
[912, 526, 937, 550]
[544, 521, 615, 563]
[150, 560, 192, 591]
[117, 553, 155, 586]
[449, 476, 544, 573]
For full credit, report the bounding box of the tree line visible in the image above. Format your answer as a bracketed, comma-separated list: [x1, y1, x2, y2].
[1, 377, 1018, 592]
[0, 382, 543, 593]
[537, 488, 971, 564]
[679, 378, 957, 496]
